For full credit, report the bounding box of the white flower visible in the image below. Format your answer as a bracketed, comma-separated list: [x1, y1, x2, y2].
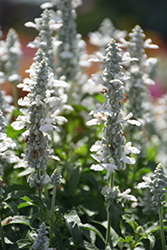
[89, 32, 111, 47]
[88, 52, 105, 62]
[39, 118, 53, 132]
[8, 73, 21, 83]
[2, 151, 19, 163]
[11, 115, 26, 130]
[121, 142, 140, 164]
[122, 52, 138, 63]
[118, 188, 137, 202]
[0, 133, 7, 140]
[117, 112, 141, 126]
[40, 2, 54, 9]
[135, 176, 152, 189]
[18, 96, 30, 107]
[90, 157, 117, 180]
[86, 112, 107, 126]
[49, 19, 62, 31]
[48, 154, 60, 161]
[144, 38, 159, 49]
[51, 110, 68, 125]
[86, 103, 113, 126]
[90, 140, 103, 153]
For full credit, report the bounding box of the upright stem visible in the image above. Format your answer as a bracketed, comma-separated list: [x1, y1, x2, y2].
[50, 185, 57, 245]
[0, 212, 6, 250]
[159, 205, 166, 250]
[105, 173, 114, 249]
[13, 83, 18, 109]
[37, 170, 42, 199]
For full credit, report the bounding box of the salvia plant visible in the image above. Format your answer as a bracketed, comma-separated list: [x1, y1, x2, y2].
[0, 1, 167, 250]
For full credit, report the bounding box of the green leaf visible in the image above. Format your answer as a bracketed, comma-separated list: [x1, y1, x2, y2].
[2, 215, 32, 228]
[83, 240, 99, 250]
[17, 202, 33, 209]
[108, 201, 124, 237]
[68, 164, 80, 195]
[122, 214, 139, 231]
[4, 237, 13, 244]
[81, 223, 105, 243]
[64, 210, 82, 248]
[147, 234, 155, 250]
[16, 239, 33, 249]
[5, 190, 32, 201]
[21, 195, 47, 213]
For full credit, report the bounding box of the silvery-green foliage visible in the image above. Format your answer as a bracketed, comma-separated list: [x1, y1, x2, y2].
[42, 0, 90, 105]
[0, 29, 6, 85]
[4, 28, 22, 84]
[102, 185, 137, 204]
[24, 52, 51, 188]
[152, 93, 167, 166]
[120, 25, 158, 134]
[0, 110, 18, 167]
[51, 169, 62, 186]
[32, 222, 51, 250]
[0, 109, 19, 206]
[89, 18, 127, 53]
[150, 163, 167, 207]
[25, 8, 62, 72]
[12, 49, 54, 188]
[137, 163, 167, 208]
[87, 39, 140, 178]
[53, 0, 87, 82]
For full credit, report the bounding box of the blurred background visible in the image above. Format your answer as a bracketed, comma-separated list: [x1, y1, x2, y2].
[0, 0, 167, 97]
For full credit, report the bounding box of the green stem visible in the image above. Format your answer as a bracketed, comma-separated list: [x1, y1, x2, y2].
[50, 185, 57, 246]
[105, 173, 114, 249]
[0, 212, 6, 250]
[159, 205, 166, 250]
[13, 83, 18, 109]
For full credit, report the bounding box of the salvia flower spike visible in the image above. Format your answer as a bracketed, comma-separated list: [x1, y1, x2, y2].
[87, 39, 140, 179]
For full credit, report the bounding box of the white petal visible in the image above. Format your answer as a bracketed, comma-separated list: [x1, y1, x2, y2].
[18, 96, 30, 106]
[40, 2, 54, 9]
[55, 116, 68, 124]
[121, 155, 136, 164]
[90, 164, 104, 171]
[11, 120, 25, 130]
[135, 182, 148, 189]
[39, 124, 53, 132]
[90, 141, 102, 152]
[24, 21, 36, 28]
[48, 155, 60, 161]
[86, 119, 99, 126]
[142, 176, 151, 184]
[0, 133, 7, 140]
[127, 119, 141, 126]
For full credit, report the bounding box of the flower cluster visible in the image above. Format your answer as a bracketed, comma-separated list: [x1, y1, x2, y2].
[102, 185, 137, 204]
[12, 49, 65, 189]
[3, 28, 22, 84]
[32, 222, 52, 250]
[0, 110, 19, 206]
[152, 93, 167, 165]
[48, 0, 89, 90]
[120, 25, 158, 146]
[50, 169, 62, 186]
[89, 18, 127, 53]
[87, 39, 140, 179]
[25, 8, 62, 72]
[137, 163, 167, 207]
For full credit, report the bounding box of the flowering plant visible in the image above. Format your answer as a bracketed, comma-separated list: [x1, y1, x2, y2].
[0, 1, 166, 250]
